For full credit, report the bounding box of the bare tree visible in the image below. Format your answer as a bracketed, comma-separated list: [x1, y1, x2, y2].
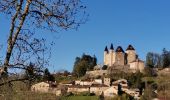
[0, 0, 87, 85]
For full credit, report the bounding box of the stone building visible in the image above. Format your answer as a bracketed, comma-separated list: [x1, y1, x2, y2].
[31, 82, 58, 94]
[90, 83, 109, 95]
[67, 85, 90, 93]
[31, 82, 50, 92]
[104, 44, 144, 72]
[103, 77, 111, 86]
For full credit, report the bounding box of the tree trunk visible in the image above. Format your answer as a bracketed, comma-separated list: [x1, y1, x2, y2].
[3, 0, 31, 72]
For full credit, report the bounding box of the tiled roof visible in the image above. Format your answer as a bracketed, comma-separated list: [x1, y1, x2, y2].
[68, 85, 90, 88]
[91, 84, 108, 87]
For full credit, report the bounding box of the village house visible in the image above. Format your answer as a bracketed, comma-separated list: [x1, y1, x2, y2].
[31, 78, 141, 99]
[59, 81, 73, 86]
[112, 79, 128, 89]
[103, 86, 117, 97]
[55, 89, 62, 96]
[75, 79, 93, 86]
[94, 79, 102, 84]
[31, 82, 50, 93]
[103, 77, 111, 86]
[31, 81, 60, 95]
[67, 85, 90, 94]
[90, 83, 109, 95]
[125, 89, 140, 99]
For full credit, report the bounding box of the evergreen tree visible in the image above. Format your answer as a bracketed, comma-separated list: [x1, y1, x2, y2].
[73, 54, 97, 77]
[102, 65, 108, 70]
[162, 48, 170, 68]
[146, 52, 162, 68]
[118, 83, 123, 96]
[43, 68, 55, 82]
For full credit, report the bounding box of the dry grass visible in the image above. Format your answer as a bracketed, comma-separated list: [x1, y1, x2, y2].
[0, 91, 57, 100]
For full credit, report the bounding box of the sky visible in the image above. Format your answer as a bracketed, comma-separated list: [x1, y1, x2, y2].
[1, 0, 170, 72]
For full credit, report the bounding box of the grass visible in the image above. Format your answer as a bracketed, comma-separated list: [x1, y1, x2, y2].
[61, 96, 99, 100]
[0, 91, 57, 100]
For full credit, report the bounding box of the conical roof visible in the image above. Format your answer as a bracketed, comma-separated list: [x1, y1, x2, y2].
[104, 46, 108, 52]
[110, 43, 114, 50]
[116, 46, 124, 52]
[126, 45, 135, 50]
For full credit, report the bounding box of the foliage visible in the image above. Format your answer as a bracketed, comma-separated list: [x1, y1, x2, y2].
[109, 71, 128, 81]
[127, 72, 144, 88]
[146, 52, 162, 68]
[118, 83, 123, 96]
[162, 48, 170, 68]
[113, 94, 134, 100]
[144, 67, 157, 77]
[24, 63, 42, 89]
[140, 85, 157, 100]
[61, 96, 99, 100]
[73, 54, 97, 77]
[75, 91, 92, 96]
[43, 68, 55, 82]
[102, 65, 108, 70]
[146, 48, 170, 68]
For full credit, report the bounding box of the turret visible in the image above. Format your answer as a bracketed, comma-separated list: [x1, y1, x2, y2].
[125, 45, 136, 64]
[104, 46, 108, 52]
[110, 43, 114, 51]
[104, 46, 109, 65]
[109, 43, 115, 66]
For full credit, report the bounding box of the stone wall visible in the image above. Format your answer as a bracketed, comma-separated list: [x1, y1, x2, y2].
[115, 52, 125, 66]
[126, 50, 136, 64]
[86, 70, 108, 77]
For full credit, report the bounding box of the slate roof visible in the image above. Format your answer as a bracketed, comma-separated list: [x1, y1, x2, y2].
[110, 43, 114, 50]
[91, 84, 109, 87]
[126, 45, 135, 50]
[116, 46, 124, 53]
[104, 46, 108, 52]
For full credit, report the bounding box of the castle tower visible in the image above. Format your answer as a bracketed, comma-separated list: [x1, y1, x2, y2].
[115, 46, 125, 66]
[109, 44, 116, 66]
[104, 46, 109, 66]
[125, 45, 136, 64]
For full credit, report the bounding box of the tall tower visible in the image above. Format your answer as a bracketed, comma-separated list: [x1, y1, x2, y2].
[125, 45, 136, 64]
[104, 46, 109, 65]
[115, 46, 125, 66]
[109, 44, 116, 66]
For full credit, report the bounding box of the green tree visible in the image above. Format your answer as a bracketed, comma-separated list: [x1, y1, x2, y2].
[128, 71, 143, 88]
[24, 63, 39, 89]
[43, 68, 55, 82]
[146, 52, 162, 68]
[118, 83, 123, 96]
[73, 54, 97, 77]
[102, 65, 108, 70]
[141, 85, 157, 100]
[162, 48, 170, 68]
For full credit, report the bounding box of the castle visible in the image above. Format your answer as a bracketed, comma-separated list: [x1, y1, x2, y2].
[104, 44, 144, 72]
[86, 44, 144, 77]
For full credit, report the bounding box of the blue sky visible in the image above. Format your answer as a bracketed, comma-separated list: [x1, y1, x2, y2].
[1, 0, 170, 72]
